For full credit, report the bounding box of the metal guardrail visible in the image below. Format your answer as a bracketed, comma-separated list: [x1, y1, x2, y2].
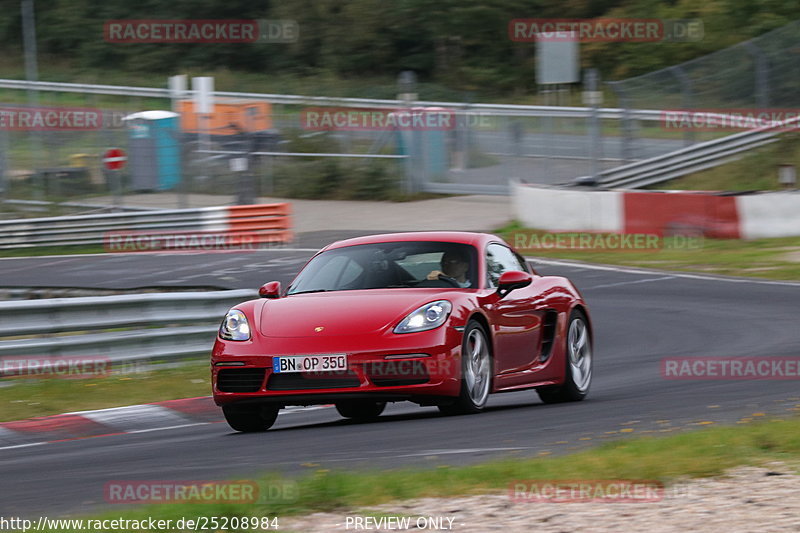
[0, 289, 256, 363]
[0, 203, 292, 249]
[2, 199, 157, 214]
[574, 114, 800, 189]
[0, 78, 663, 120]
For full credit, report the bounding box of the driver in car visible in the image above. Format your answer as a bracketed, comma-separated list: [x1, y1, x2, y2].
[427, 250, 472, 288]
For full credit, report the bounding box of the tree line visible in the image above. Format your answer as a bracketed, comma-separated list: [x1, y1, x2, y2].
[1, 0, 798, 96]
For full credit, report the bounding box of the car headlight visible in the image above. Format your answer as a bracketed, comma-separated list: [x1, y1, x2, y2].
[219, 309, 251, 341]
[394, 300, 452, 334]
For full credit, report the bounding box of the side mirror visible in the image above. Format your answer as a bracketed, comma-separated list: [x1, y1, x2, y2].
[259, 281, 282, 299]
[497, 270, 532, 297]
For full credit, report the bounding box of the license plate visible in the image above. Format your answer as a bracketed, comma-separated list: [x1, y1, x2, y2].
[272, 354, 348, 373]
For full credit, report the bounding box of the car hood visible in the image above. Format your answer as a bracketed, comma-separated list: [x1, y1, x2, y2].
[257, 289, 460, 337]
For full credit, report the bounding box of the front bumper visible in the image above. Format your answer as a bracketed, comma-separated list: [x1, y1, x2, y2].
[211, 326, 463, 407]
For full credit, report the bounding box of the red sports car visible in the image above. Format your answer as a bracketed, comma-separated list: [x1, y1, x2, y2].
[212, 231, 592, 432]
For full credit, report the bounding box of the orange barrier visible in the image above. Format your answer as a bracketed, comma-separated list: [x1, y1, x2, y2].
[178, 99, 273, 135]
[225, 203, 293, 244]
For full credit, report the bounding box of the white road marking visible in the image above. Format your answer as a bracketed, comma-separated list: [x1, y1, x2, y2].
[280, 405, 333, 414]
[584, 276, 676, 290]
[0, 442, 47, 452]
[127, 422, 209, 434]
[0, 257, 83, 273]
[397, 446, 532, 457]
[528, 257, 800, 287]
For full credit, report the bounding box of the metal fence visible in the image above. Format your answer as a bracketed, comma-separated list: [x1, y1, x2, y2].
[608, 21, 800, 111]
[607, 21, 800, 146]
[0, 289, 255, 363]
[0, 79, 677, 204]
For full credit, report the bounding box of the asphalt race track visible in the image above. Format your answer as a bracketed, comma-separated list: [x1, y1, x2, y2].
[2, 245, 800, 517]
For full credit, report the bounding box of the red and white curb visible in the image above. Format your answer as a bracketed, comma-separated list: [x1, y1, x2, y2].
[513, 183, 800, 240]
[0, 397, 330, 450]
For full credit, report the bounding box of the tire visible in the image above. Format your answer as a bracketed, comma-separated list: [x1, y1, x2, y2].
[223, 404, 280, 432]
[537, 309, 592, 404]
[438, 319, 492, 415]
[335, 401, 386, 421]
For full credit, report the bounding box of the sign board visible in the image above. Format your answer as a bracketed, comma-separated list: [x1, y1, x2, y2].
[103, 148, 127, 171]
[230, 157, 248, 172]
[536, 34, 579, 85]
[779, 164, 797, 187]
[582, 91, 603, 106]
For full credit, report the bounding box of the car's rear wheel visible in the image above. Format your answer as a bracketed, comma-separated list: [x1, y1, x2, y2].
[537, 309, 592, 403]
[438, 320, 492, 415]
[222, 404, 280, 432]
[335, 401, 386, 421]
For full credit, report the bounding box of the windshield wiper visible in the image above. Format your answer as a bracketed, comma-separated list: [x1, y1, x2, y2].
[289, 289, 332, 295]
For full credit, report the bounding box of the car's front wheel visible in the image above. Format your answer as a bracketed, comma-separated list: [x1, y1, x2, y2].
[537, 309, 592, 403]
[438, 319, 492, 415]
[222, 404, 280, 432]
[335, 401, 386, 421]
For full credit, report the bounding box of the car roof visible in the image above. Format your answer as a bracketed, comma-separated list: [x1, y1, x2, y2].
[321, 231, 504, 252]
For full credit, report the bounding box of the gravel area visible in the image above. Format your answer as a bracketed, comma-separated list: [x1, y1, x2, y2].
[280, 464, 800, 532]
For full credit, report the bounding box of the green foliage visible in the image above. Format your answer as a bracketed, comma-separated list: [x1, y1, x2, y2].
[4, 0, 799, 92]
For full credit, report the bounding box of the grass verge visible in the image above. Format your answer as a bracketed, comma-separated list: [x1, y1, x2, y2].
[0, 245, 107, 258]
[0, 359, 209, 422]
[47, 416, 800, 529]
[497, 222, 800, 281]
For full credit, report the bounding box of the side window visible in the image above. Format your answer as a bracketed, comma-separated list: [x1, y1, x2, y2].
[486, 244, 527, 287]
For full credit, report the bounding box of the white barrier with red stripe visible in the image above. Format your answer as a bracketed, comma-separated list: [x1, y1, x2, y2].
[512, 182, 800, 240]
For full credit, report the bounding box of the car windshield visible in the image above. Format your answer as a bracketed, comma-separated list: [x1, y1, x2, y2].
[287, 241, 478, 294]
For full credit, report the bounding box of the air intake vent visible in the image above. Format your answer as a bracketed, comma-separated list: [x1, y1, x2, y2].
[540, 310, 559, 362]
[217, 368, 266, 393]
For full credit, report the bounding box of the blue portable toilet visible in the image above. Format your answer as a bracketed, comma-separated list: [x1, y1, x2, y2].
[124, 111, 181, 191]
